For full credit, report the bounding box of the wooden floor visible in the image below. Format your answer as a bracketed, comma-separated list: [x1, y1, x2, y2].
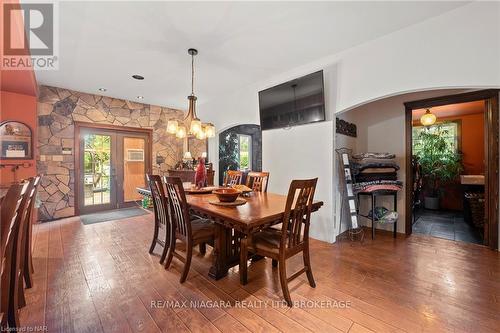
[19, 213, 500, 333]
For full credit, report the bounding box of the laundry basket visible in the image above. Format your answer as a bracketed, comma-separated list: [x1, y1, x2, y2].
[464, 192, 485, 228]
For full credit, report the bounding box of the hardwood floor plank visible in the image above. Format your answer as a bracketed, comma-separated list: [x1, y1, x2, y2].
[18, 213, 500, 333]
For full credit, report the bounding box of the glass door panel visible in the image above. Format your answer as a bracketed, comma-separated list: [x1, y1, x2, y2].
[83, 133, 112, 207]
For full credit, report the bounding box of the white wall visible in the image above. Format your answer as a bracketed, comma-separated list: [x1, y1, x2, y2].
[263, 121, 334, 242]
[203, 2, 500, 243]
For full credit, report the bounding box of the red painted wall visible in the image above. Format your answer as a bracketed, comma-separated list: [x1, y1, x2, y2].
[0, 91, 38, 183]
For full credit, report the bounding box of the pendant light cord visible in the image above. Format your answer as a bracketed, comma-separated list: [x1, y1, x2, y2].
[191, 53, 195, 95]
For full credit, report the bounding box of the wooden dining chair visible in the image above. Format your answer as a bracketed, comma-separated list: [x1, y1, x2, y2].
[240, 178, 318, 307]
[146, 174, 171, 264]
[10, 176, 41, 316]
[0, 182, 25, 330]
[223, 170, 243, 186]
[163, 176, 215, 283]
[22, 175, 41, 290]
[245, 171, 270, 192]
[1, 179, 35, 329]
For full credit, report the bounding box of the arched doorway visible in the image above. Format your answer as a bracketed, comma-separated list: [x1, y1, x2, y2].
[218, 124, 262, 185]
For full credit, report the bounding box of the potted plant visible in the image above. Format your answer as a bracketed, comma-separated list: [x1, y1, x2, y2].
[414, 125, 462, 210]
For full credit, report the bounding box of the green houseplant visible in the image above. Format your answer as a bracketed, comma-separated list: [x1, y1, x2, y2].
[414, 125, 462, 210]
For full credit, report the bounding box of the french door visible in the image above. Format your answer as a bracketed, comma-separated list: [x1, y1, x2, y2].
[77, 124, 151, 215]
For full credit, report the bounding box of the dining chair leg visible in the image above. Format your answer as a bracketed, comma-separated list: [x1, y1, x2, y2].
[25, 223, 34, 287]
[272, 259, 278, 268]
[278, 259, 292, 307]
[239, 238, 248, 285]
[7, 299, 20, 329]
[1, 313, 7, 330]
[159, 243, 168, 265]
[18, 280, 26, 308]
[149, 226, 159, 254]
[303, 245, 316, 288]
[23, 260, 33, 288]
[164, 236, 175, 269]
[180, 245, 192, 283]
[199, 243, 206, 255]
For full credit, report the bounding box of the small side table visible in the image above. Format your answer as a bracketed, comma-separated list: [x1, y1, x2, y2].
[357, 190, 398, 239]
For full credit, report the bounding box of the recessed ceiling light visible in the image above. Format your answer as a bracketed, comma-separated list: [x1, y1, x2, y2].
[136, 95, 144, 100]
[98, 88, 107, 92]
[132, 74, 144, 80]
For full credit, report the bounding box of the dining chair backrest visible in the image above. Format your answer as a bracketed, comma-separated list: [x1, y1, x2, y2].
[20, 175, 40, 290]
[0, 184, 23, 255]
[280, 178, 317, 251]
[246, 171, 270, 192]
[20, 176, 40, 250]
[163, 176, 192, 241]
[224, 170, 243, 186]
[146, 174, 169, 230]
[1, 178, 34, 328]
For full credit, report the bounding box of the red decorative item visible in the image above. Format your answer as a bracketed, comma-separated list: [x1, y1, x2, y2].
[194, 158, 207, 189]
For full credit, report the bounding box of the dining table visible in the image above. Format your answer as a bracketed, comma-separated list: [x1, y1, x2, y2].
[137, 187, 323, 280]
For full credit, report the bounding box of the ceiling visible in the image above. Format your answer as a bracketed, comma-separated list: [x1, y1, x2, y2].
[412, 100, 485, 120]
[31, 1, 469, 110]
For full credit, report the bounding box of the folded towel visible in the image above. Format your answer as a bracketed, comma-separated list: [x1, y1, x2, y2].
[353, 180, 403, 192]
[360, 168, 398, 174]
[352, 152, 396, 160]
[358, 184, 402, 192]
[356, 173, 398, 182]
[351, 161, 400, 175]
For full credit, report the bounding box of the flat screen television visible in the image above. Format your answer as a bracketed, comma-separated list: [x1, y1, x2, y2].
[258, 70, 325, 131]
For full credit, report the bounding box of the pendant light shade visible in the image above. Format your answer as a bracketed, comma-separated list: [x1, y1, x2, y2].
[204, 123, 215, 138]
[420, 109, 437, 126]
[190, 118, 202, 135]
[176, 125, 187, 138]
[167, 119, 179, 134]
[196, 127, 206, 140]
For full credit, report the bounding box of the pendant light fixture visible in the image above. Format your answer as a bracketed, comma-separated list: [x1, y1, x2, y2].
[167, 48, 216, 139]
[420, 108, 437, 126]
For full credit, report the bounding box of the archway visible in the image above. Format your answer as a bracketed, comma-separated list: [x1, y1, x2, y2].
[218, 124, 262, 185]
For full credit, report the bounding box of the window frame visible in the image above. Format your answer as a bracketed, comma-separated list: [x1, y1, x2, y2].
[412, 119, 462, 155]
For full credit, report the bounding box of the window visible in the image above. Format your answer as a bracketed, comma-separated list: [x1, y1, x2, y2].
[412, 121, 460, 155]
[238, 134, 251, 170]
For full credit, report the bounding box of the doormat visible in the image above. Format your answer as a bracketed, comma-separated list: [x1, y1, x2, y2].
[80, 207, 148, 225]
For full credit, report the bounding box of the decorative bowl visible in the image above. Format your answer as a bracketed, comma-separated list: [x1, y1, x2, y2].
[213, 188, 241, 202]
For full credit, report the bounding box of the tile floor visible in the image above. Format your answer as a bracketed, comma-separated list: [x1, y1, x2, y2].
[412, 209, 483, 244]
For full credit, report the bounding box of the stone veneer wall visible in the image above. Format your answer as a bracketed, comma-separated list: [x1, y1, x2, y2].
[36, 85, 188, 221]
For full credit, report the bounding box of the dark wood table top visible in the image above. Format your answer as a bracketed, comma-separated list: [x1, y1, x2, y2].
[137, 187, 323, 232]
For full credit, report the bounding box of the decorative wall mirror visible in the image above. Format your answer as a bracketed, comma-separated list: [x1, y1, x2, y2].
[0, 121, 33, 159]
